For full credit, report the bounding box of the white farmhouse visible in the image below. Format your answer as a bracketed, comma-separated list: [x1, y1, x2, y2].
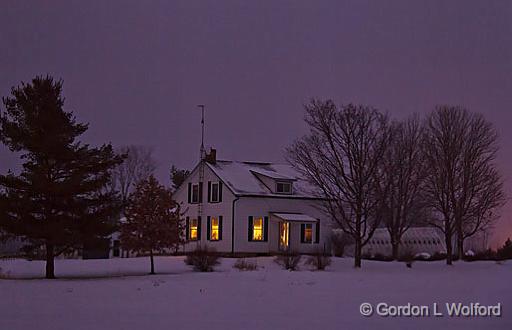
[173, 150, 331, 255]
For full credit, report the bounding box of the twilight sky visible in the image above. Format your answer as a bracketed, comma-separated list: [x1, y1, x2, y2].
[0, 1, 511, 245]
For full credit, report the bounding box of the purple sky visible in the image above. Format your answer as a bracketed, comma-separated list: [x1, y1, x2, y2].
[1, 1, 511, 245]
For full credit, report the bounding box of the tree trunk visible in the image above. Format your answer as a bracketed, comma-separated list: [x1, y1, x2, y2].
[445, 234, 453, 265]
[149, 250, 155, 275]
[354, 237, 362, 268]
[456, 222, 464, 260]
[45, 243, 55, 279]
[392, 242, 399, 260]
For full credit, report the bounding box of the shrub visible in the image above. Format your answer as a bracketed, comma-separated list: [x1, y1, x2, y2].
[414, 252, 431, 261]
[274, 251, 301, 271]
[184, 246, 220, 272]
[373, 253, 394, 262]
[398, 248, 415, 268]
[233, 258, 258, 271]
[306, 252, 331, 271]
[464, 249, 497, 262]
[361, 252, 393, 261]
[0, 266, 9, 279]
[330, 232, 353, 257]
[428, 252, 447, 261]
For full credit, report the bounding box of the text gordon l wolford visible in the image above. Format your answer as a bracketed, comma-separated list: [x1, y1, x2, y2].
[360, 302, 502, 317]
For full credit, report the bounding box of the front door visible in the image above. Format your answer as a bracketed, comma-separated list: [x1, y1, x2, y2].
[279, 221, 290, 251]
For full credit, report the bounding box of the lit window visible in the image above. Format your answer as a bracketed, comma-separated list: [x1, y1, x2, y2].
[191, 183, 200, 203]
[253, 217, 263, 241]
[303, 224, 313, 243]
[190, 219, 198, 240]
[279, 222, 289, 249]
[211, 182, 220, 202]
[276, 181, 292, 194]
[210, 217, 219, 240]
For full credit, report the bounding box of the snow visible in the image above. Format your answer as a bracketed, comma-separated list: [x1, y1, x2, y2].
[1, 257, 511, 330]
[207, 160, 319, 198]
[272, 213, 318, 222]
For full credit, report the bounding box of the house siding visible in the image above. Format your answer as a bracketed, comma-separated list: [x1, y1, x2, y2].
[234, 197, 331, 254]
[174, 163, 236, 253]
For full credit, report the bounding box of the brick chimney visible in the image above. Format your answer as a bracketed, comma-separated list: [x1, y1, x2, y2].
[205, 148, 217, 164]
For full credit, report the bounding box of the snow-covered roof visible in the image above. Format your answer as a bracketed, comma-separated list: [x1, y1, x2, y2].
[272, 213, 318, 222]
[370, 227, 445, 243]
[250, 169, 296, 181]
[206, 160, 322, 199]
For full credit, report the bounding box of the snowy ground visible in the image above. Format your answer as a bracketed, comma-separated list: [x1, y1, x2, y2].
[1, 256, 511, 330]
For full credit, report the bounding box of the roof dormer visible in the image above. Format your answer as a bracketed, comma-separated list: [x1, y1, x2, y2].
[250, 169, 295, 195]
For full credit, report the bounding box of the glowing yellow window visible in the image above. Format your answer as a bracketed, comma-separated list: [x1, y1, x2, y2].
[303, 224, 313, 243]
[253, 217, 263, 241]
[190, 219, 198, 240]
[210, 217, 219, 240]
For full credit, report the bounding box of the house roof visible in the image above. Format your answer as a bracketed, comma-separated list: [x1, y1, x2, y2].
[249, 169, 296, 181]
[206, 160, 322, 199]
[271, 213, 318, 222]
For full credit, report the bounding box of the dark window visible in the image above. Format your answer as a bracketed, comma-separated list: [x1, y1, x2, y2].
[276, 181, 292, 194]
[191, 183, 200, 203]
[211, 182, 220, 202]
[113, 240, 120, 257]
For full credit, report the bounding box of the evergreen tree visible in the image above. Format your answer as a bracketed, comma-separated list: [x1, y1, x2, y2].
[0, 76, 124, 278]
[121, 176, 183, 274]
[497, 238, 512, 260]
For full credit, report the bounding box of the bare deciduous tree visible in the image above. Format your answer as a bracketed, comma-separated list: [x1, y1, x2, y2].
[377, 115, 428, 259]
[287, 100, 390, 268]
[170, 165, 190, 191]
[424, 106, 505, 264]
[110, 145, 157, 204]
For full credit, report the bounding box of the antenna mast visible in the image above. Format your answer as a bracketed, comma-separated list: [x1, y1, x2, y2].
[197, 104, 205, 161]
[197, 105, 205, 237]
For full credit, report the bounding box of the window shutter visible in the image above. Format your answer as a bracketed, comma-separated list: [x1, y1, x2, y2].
[300, 224, 305, 243]
[187, 183, 192, 203]
[219, 216, 223, 240]
[207, 216, 211, 241]
[207, 181, 211, 203]
[199, 182, 203, 203]
[263, 216, 269, 242]
[315, 221, 320, 243]
[248, 216, 253, 241]
[186, 217, 190, 240]
[197, 216, 202, 240]
[219, 182, 223, 202]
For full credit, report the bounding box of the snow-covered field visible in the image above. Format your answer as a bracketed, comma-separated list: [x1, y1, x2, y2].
[1, 256, 510, 330]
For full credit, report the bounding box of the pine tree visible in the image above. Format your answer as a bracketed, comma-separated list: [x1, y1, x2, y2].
[0, 76, 124, 278]
[120, 176, 183, 274]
